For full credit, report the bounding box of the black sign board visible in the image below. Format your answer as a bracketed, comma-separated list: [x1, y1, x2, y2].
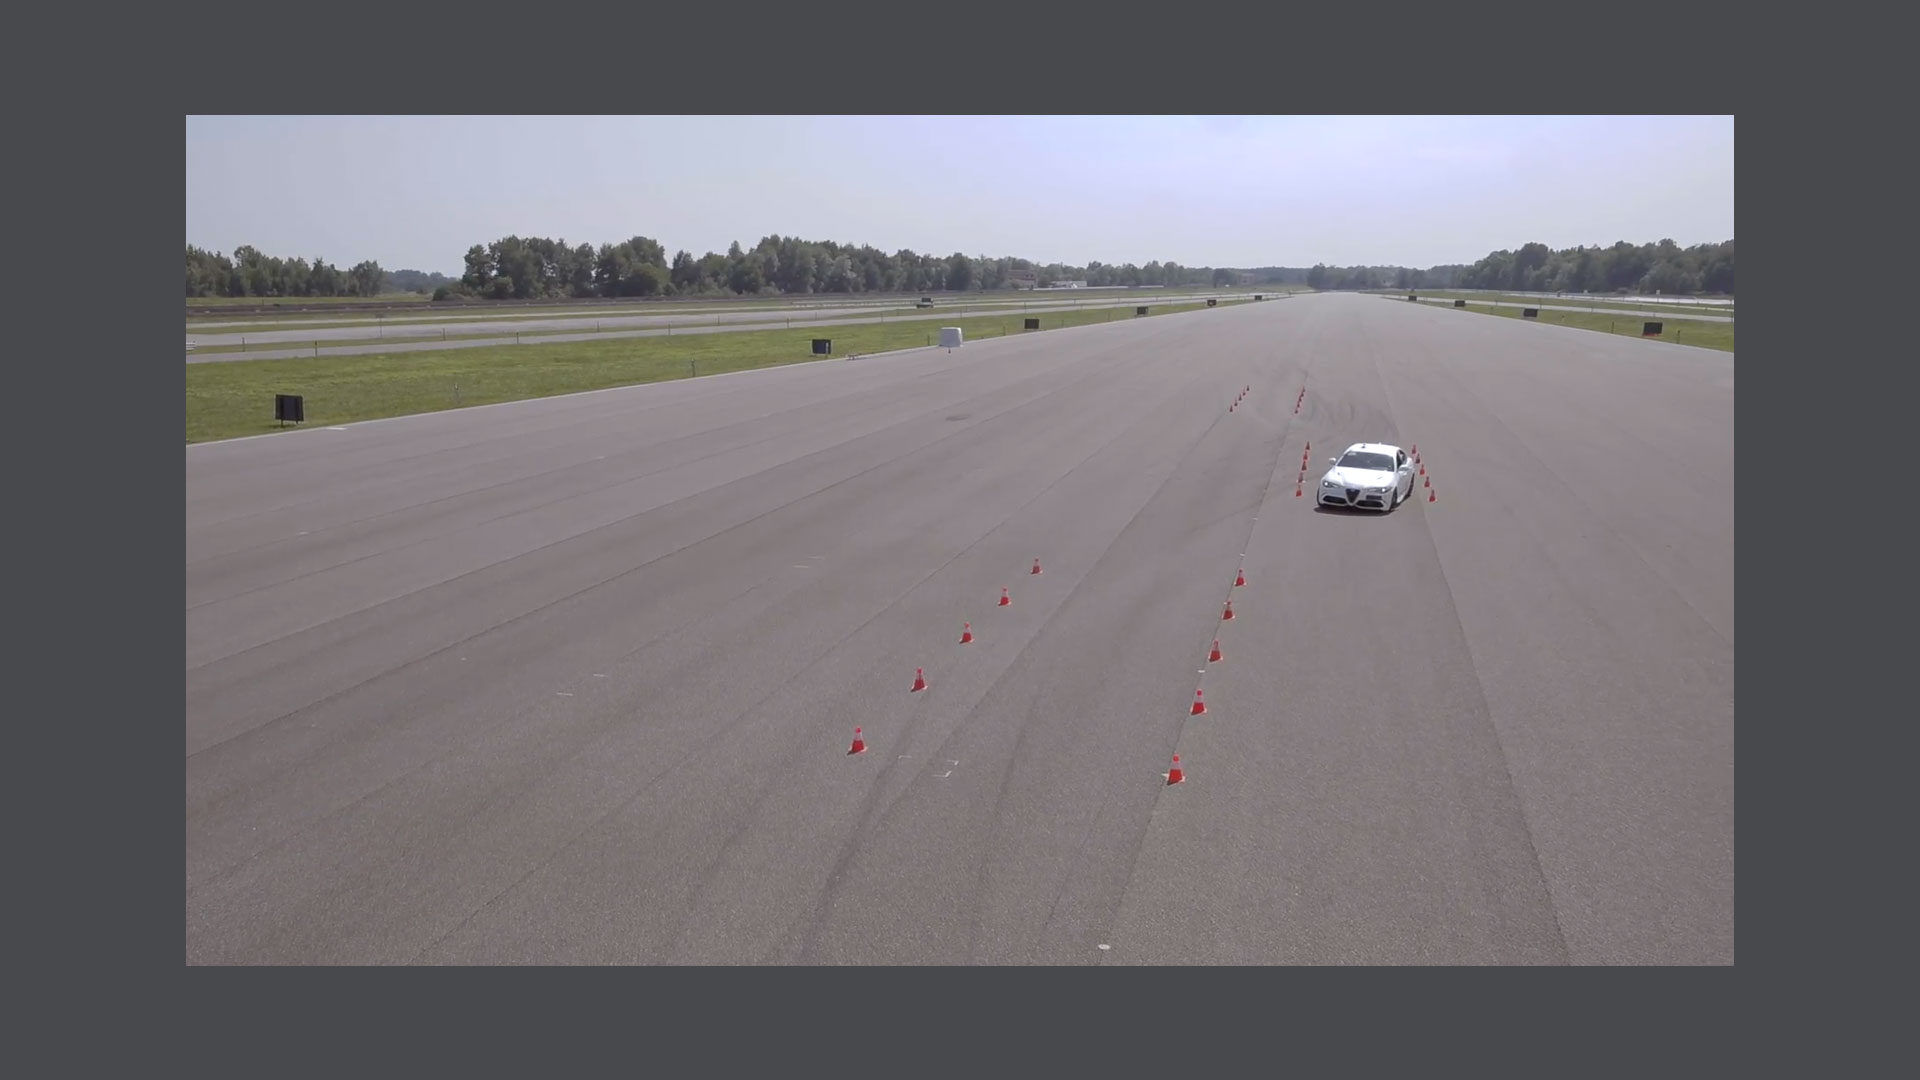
[811, 338, 832, 355]
[1023, 318, 1040, 330]
[1454, 299, 1466, 307]
[1643, 321, 1664, 336]
[274, 393, 304, 424]
[1523, 308, 1539, 318]
[1207, 298, 1217, 307]
[1136, 306, 1148, 316]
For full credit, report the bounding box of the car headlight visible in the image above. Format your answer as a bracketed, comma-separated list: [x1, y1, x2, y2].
[1321, 479, 1337, 488]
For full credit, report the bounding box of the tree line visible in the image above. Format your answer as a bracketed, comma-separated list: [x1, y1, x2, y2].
[1462, 238, 1733, 294]
[444, 234, 1258, 302]
[1306, 264, 1470, 291]
[187, 245, 407, 299]
[186, 234, 1734, 301]
[1302, 238, 1732, 295]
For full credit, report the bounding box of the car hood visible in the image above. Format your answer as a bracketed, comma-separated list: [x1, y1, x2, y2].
[1322, 466, 1397, 487]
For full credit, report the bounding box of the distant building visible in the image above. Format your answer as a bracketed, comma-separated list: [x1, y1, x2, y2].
[1007, 269, 1039, 289]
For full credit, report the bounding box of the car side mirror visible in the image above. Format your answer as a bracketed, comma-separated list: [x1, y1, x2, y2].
[1328, 457, 1337, 465]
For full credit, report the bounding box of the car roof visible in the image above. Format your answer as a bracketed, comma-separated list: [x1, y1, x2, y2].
[1342, 442, 1402, 455]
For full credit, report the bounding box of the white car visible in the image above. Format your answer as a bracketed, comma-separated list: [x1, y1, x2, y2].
[1317, 442, 1416, 511]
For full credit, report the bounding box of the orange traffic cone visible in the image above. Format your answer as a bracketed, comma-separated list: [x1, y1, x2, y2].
[911, 668, 927, 692]
[998, 587, 1011, 607]
[1235, 568, 1245, 587]
[1222, 599, 1235, 620]
[1191, 689, 1207, 715]
[1166, 753, 1185, 785]
[960, 622, 973, 644]
[1428, 489, 1436, 503]
[1031, 558, 1042, 575]
[848, 727, 867, 755]
[1209, 639, 1223, 663]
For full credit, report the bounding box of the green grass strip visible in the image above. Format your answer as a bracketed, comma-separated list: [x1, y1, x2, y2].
[187, 298, 1250, 443]
[1448, 301, 1734, 351]
[1402, 290, 1734, 317]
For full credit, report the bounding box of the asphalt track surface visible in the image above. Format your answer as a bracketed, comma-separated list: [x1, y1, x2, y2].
[185, 293, 1734, 964]
[184, 292, 1249, 362]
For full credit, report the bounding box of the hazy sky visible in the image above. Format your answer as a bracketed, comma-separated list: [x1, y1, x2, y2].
[185, 115, 1733, 274]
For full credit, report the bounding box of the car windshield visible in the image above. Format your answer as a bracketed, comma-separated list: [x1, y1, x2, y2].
[1336, 451, 1395, 472]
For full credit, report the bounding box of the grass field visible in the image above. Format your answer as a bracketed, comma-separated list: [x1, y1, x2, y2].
[183, 293, 1227, 340]
[187, 282, 1297, 319]
[1398, 290, 1735, 317]
[185, 297, 908, 332]
[186, 298, 1251, 443]
[185, 285, 1305, 330]
[1444, 301, 1735, 351]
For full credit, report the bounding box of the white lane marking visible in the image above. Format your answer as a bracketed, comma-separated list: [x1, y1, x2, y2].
[556, 692, 573, 697]
[1098, 944, 1112, 951]
[792, 565, 811, 569]
[326, 426, 348, 431]
[592, 673, 606, 678]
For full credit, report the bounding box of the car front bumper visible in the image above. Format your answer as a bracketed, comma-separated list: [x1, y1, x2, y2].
[1318, 483, 1395, 510]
